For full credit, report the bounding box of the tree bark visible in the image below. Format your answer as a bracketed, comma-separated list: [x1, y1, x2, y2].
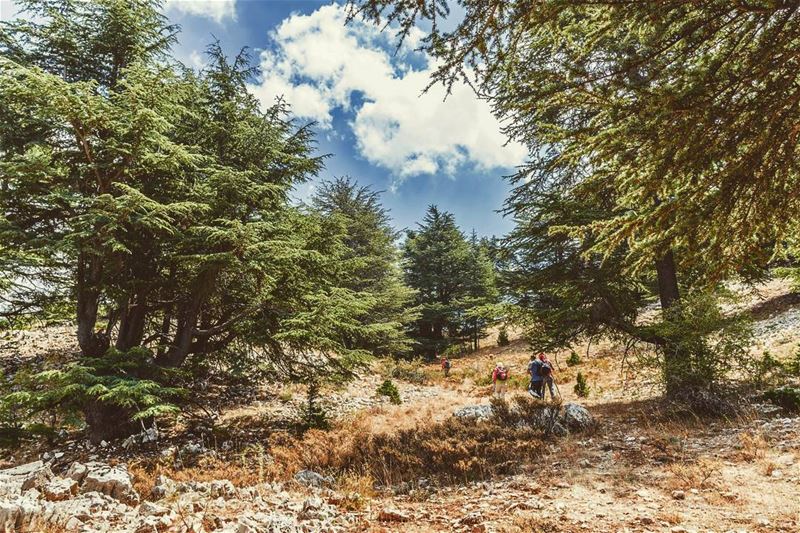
[655, 248, 680, 310]
[76, 254, 109, 357]
[654, 247, 687, 397]
[84, 400, 139, 443]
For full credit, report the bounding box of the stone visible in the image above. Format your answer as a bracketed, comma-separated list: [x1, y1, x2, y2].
[294, 470, 332, 488]
[80, 461, 140, 505]
[551, 421, 569, 437]
[453, 405, 494, 421]
[43, 477, 79, 501]
[210, 479, 236, 499]
[561, 403, 594, 432]
[671, 490, 686, 500]
[21, 464, 54, 492]
[66, 462, 88, 484]
[378, 508, 411, 522]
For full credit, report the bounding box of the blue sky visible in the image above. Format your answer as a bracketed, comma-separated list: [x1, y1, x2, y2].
[1, 0, 526, 237]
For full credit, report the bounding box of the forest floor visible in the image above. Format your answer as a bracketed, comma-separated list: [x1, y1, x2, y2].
[2, 279, 800, 532]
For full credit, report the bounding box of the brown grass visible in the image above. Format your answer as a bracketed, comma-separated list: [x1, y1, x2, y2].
[666, 457, 721, 490]
[738, 431, 768, 461]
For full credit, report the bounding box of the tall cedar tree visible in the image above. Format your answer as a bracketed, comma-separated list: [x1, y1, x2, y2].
[312, 177, 416, 356]
[350, 0, 794, 394]
[403, 206, 497, 357]
[0, 0, 374, 440]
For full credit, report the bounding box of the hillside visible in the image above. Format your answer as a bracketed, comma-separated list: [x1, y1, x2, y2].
[1, 279, 800, 532]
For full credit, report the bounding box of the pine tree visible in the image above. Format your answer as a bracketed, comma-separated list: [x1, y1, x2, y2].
[402, 206, 496, 357]
[353, 0, 787, 396]
[312, 177, 416, 356]
[0, 1, 378, 440]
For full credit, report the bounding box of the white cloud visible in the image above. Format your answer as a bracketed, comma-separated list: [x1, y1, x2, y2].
[249, 3, 526, 182]
[1, 0, 21, 21]
[164, 0, 236, 23]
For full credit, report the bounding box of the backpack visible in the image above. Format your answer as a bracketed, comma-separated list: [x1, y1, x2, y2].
[496, 368, 508, 381]
[540, 362, 552, 378]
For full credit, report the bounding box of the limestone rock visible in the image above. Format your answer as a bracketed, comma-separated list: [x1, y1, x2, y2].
[561, 403, 594, 432]
[453, 405, 494, 421]
[79, 461, 140, 505]
[42, 477, 78, 501]
[378, 508, 411, 522]
[294, 470, 332, 488]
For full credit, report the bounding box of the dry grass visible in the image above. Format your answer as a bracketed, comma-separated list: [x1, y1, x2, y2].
[666, 457, 721, 490]
[509, 511, 565, 533]
[738, 430, 768, 461]
[332, 470, 375, 510]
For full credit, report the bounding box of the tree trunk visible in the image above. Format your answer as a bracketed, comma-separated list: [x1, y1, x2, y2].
[654, 248, 687, 397]
[157, 268, 217, 368]
[115, 292, 148, 351]
[76, 254, 109, 357]
[655, 248, 680, 310]
[83, 400, 139, 443]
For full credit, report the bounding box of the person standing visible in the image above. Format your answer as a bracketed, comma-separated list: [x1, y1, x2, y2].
[528, 354, 544, 399]
[441, 356, 451, 377]
[492, 362, 509, 398]
[539, 353, 557, 400]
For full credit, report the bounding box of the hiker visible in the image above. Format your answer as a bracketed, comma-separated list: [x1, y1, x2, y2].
[441, 356, 451, 377]
[492, 362, 509, 398]
[528, 354, 544, 399]
[539, 353, 557, 400]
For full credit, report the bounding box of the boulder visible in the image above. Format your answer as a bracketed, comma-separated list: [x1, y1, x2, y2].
[21, 464, 54, 492]
[66, 462, 88, 484]
[294, 470, 332, 488]
[453, 405, 494, 421]
[43, 477, 79, 501]
[79, 462, 140, 505]
[561, 403, 594, 432]
[378, 508, 411, 522]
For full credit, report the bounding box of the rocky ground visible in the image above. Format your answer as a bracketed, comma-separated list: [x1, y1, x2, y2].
[2, 279, 800, 532]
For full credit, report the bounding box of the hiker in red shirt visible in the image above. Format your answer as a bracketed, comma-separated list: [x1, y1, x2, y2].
[492, 362, 509, 398]
[441, 357, 451, 377]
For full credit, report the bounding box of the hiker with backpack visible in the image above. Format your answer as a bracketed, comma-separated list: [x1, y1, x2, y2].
[492, 362, 509, 398]
[441, 356, 451, 377]
[528, 354, 544, 399]
[539, 353, 557, 400]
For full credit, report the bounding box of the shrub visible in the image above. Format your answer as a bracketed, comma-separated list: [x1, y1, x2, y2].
[574, 372, 590, 398]
[743, 350, 784, 386]
[300, 381, 329, 430]
[763, 386, 800, 413]
[497, 327, 510, 347]
[384, 358, 429, 385]
[566, 351, 581, 367]
[376, 379, 402, 405]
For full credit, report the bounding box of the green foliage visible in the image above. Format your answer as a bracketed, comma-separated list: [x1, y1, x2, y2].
[0, 0, 388, 438]
[651, 291, 753, 394]
[301, 380, 329, 431]
[402, 206, 499, 357]
[496, 327, 509, 347]
[376, 379, 402, 405]
[574, 372, 590, 398]
[743, 351, 785, 387]
[566, 352, 581, 367]
[312, 177, 416, 357]
[763, 387, 800, 414]
[0, 348, 184, 442]
[381, 358, 429, 385]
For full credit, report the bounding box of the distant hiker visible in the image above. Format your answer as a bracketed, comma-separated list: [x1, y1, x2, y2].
[441, 357, 451, 377]
[528, 354, 544, 399]
[492, 362, 509, 398]
[539, 353, 557, 400]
